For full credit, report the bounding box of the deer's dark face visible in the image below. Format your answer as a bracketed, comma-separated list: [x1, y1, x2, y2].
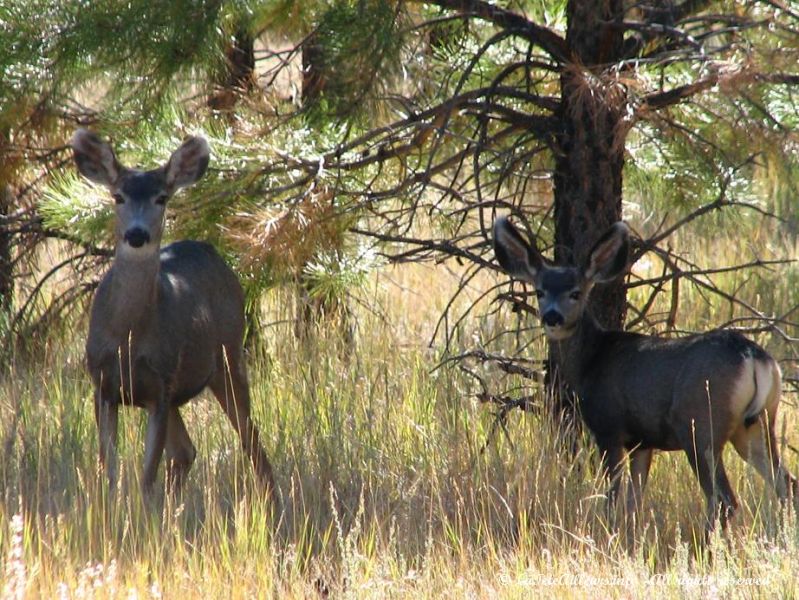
[110, 169, 170, 256]
[532, 266, 594, 341]
[492, 217, 630, 341]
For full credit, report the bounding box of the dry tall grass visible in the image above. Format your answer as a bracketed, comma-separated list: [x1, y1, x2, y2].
[1, 226, 798, 599]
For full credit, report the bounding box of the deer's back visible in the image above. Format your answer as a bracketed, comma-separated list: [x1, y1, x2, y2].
[158, 240, 245, 337]
[577, 329, 774, 450]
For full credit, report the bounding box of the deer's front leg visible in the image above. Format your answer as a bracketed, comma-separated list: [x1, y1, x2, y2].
[142, 402, 168, 496]
[626, 447, 653, 519]
[597, 440, 625, 521]
[94, 381, 119, 490]
[141, 375, 168, 496]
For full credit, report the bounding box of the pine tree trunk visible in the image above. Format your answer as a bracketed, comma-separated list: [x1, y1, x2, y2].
[225, 27, 255, 91]
[0, 184, 11, 316]
[296, 38, 353, 346]
[207, 27, 255, 111]
[0, 126, 13, 318]
[547, 0, 628, 425]
[301, 33, 325, 105]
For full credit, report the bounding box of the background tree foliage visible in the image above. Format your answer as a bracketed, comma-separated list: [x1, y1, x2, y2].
[0, 0, 254, 342]
[2, 0, 799, 380]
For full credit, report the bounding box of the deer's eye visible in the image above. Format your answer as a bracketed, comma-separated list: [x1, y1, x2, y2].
[154, 194, 168, 206]
[535, 290, 545, 299]
[569, 291, 581, 301]
[112, 193, 124, 205]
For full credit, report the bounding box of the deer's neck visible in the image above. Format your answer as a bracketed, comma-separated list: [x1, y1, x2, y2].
[107, 248, 160, 332]
[549, 311, 606, 392]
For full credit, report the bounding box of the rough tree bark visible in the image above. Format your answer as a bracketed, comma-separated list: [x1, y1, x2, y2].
[554, 0, 627, 328]
[548, 0, 628, 424]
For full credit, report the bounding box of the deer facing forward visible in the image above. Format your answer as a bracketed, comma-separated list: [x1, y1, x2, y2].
[72, 129, 277, 504]
[492, 216, 797, 531]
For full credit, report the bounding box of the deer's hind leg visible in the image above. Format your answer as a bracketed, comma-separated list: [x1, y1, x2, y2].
[671, 375, 741, 533]
[209, 346, 278, 507]
[678, 428, 738, 534]
[595, 439, 626, 526]
[731, 413, 799, 505]
[165, 407, 196, 491]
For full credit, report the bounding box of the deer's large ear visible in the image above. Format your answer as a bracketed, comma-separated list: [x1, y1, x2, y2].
[165, 136, 209, 190]
[71, 129, 122, 187]
[492, 217, 545, 281]
[584, 222, 630, 283]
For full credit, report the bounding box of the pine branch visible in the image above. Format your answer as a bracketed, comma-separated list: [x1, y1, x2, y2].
[413, 0, 569, 62]
[640, 74, 719, 110]
[755, 72, 799, 86]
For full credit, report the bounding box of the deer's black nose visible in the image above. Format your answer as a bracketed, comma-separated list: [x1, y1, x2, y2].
[542, 310, 564, 327]
[124, 227, 150, 248]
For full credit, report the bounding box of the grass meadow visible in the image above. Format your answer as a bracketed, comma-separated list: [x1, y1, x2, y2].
[1, 222, 799, 598]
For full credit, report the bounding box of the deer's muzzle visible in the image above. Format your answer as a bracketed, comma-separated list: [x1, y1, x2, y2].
[124, 227, 151, 248]
[542, 310, 565, 327]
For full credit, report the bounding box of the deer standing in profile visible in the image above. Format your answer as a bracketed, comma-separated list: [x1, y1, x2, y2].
[71, 129, 277, 507]
[492, 216, 797, 532]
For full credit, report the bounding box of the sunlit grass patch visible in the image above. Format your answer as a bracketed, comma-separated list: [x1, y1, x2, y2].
[1, 231, 798, 597]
